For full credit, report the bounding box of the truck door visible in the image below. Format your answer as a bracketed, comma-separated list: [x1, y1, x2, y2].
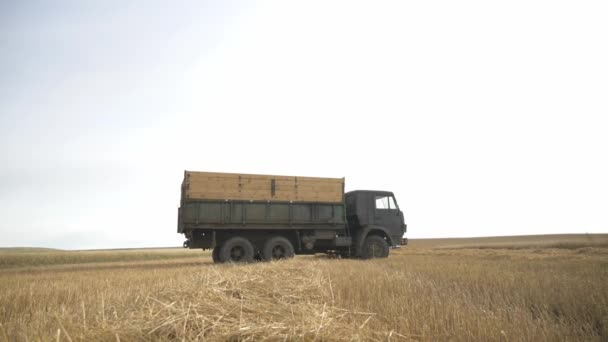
[373, 194, 403, 241]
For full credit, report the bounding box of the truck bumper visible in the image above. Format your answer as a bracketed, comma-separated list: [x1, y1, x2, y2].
[401, 238, 408, 246]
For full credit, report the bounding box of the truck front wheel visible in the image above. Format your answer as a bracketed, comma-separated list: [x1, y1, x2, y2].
[360, 235, 389, 259]
[218, 237, 255, 263]
[262, 236, 295, 261]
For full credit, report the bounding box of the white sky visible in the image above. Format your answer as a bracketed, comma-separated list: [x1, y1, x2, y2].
[1, 1, 607, 249]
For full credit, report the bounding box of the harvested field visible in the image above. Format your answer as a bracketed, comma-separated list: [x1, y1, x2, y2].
[1, 234, 607, 341]
[0, 248, 203, 270]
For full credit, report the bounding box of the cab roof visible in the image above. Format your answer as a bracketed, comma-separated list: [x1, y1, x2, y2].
[345, 190, 394, 197]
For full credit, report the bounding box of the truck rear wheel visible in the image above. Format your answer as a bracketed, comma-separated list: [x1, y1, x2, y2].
[262, 236, 295, 261]
[360, 235, 389, 259]
[218, 237, 255, 263]
[212, 247, 220, 263]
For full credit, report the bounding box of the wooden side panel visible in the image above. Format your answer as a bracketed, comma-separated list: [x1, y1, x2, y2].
[182, 171, 344, 203]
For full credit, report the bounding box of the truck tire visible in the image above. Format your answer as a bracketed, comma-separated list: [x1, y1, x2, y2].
[360, 235, 389, 259]
[218, 237, 255, 263]
[262, 236, 295, 261]
[212, 247, 220, 263]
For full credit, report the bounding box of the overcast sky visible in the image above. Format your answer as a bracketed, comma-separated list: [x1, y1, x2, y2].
[1, 0, 607, 249]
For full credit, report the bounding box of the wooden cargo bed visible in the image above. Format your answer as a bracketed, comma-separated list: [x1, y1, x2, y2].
[182, 171, 345, 203]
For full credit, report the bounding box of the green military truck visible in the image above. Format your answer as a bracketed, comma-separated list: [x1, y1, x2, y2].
[178, 171, 407, 263]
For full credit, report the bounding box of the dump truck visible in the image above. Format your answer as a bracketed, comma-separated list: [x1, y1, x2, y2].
[178, 171, 407, 263]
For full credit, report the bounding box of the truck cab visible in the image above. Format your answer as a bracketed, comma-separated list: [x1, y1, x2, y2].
[345, 190, 407, 253]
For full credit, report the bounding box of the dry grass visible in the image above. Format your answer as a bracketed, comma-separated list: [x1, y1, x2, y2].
[1, 234, 607, 341]
[429, 234, 608, 250]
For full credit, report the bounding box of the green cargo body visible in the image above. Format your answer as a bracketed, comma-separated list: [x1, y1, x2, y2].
[178, 200, 346, 233]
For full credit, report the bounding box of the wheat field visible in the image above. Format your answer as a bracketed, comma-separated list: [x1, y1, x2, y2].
[1, 234, 607, 341]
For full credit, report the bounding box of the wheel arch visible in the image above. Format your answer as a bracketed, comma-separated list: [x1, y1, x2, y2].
[355, 225, 396, 250]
